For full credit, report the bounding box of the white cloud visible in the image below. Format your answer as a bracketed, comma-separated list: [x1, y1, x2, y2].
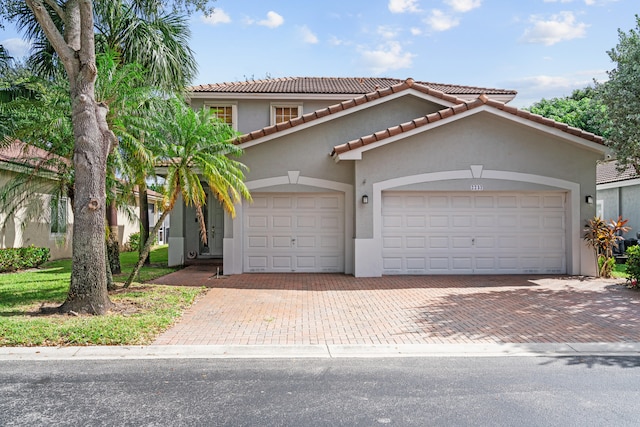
[201, 8, 231, 25]
[425, 9, 460, 32]
[444, 0, 482, 13]
[509, 70, 607, 107]
[377, 25, 400, 39]
[359, 41, 415, 75]
[1, 38, 31, 58]
[410, 27, 423, 36]
[388, 0, 421, 13]
[258, 11, 284, 28]
[298, 25, 318, 44]
[521, 12, 588, 45]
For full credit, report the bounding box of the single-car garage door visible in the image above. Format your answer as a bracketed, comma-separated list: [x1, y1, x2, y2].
[382, 192, 566, 274]
[244, 193, 344, 272]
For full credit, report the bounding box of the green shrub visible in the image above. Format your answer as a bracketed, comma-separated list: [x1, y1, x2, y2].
[126, 232, 157, 252]
[126, 232, 141, 252]
[625, 245, 640, 289]
[0, 246, 51, 273]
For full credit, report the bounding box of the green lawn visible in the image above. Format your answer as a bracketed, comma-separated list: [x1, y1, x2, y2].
[0, 246, 205, 347]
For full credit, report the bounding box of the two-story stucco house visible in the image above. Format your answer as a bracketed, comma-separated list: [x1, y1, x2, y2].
[167, 77, 606, 277]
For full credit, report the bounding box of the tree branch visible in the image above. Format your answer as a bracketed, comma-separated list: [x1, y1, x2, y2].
[43, 0, 66, 21]
[25, 0, 75, 69]
[78, 0, 97, 81]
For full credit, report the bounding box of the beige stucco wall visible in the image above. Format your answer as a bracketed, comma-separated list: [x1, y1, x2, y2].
[354, 111, 602, 237]
[240, 96, 444, 186]
[191, 94, 444, 136]
[0, 168, 148, 260]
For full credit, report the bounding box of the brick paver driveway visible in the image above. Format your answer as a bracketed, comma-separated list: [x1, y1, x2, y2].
[152, 267, 640, 346]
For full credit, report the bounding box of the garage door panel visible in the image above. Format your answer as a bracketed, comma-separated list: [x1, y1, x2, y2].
[382, 191, 566, 275]
[453, 215, 472, 227]
[430, 216, 449, 227]
[273, 196, 293, 209]
[320, 216, 340, 229]
[273, 236, 292, 248]
[429, 258, 449, 270]
[407, 216, 426, 228]
[272, 256, 293, 269]
[273, 216, 292, 228]
[248, 215, 268, 228]
[248, 236, 268, 249]
[244, 193, 344, 273]
[406, 236, 426, 248]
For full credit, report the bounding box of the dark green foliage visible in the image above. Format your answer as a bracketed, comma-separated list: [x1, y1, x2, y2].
[0, 246, 50, 273]
[126, 231, 157, 252]
[625, 245, 640, 289]
[127, 232, 141, 252]
[527, 86, 609, 138]
[598, 15, 640, 173]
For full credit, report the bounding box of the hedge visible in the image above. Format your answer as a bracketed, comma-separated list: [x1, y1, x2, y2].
[0, 246, 51, 273]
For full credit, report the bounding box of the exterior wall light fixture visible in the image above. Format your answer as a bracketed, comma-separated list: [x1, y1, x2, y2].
[585, 195, 594, 204]
[362, 195, 369, 204]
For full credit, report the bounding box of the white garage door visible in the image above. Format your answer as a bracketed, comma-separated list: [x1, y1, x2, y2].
[244, 193, 344, 272]
[382, 192, 566, 275]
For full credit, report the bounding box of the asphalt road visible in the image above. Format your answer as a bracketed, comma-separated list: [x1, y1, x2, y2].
[2, 356, 640, 426]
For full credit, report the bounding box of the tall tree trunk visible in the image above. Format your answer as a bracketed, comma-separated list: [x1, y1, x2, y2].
[106, 199, 121, 274]
[139, 181, 151, 265]
[27, 0, 114, 314]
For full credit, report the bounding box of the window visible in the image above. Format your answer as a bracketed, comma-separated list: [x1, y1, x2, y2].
[596, 200, 604, 219]
[50, 196, 67, 234]
[205, 104, 237, 130]
[271, 104, 302, 125]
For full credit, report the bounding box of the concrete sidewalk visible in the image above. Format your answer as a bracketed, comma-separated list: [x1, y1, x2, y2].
[3, 342, 640, 360]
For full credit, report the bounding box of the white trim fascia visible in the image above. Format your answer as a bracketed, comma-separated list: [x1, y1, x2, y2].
[597, 178, 640, 190]
[368, 169, 581, 276]
[237, 89, 460, 150]
[335, 105, 606, 161]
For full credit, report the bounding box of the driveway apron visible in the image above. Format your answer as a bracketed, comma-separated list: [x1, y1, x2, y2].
[152, 267, 640, 346]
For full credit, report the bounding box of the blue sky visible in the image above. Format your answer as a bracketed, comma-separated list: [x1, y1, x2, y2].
[1, 0, 637, 107]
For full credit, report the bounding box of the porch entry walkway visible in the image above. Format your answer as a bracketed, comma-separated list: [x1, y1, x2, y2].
[152, 267, 640, 346]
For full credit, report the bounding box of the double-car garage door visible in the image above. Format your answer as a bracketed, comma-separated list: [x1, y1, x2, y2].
[242, 191, 567, 275]
[244, 193, 344, 272]
[382, 191, 566, 275]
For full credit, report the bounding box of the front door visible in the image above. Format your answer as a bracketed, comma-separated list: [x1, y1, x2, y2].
[198, 190, 224, 257]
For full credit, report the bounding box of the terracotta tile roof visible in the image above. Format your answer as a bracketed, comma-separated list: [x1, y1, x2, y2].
[331, 93, 605, 156]
[190, 76, 517, 96]
[0, 140, 70, 171]
[231, 79, 604, 151]
[597, 161, 638, 184]
[236, 78, 465, 145]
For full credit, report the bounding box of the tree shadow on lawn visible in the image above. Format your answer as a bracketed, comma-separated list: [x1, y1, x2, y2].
[412, 283, 640, 344]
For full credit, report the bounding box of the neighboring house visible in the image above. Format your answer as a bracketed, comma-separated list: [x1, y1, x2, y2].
[596, 161, 640, 241]
[0, 141, 163, 259]
[167, 77, 606, 276]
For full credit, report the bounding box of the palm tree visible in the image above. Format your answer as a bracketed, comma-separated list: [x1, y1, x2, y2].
[9, 1, 199, 272]
[124, 98, 252, 288]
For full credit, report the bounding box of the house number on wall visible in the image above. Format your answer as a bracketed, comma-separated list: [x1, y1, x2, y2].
[471, 184, 484, 191]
